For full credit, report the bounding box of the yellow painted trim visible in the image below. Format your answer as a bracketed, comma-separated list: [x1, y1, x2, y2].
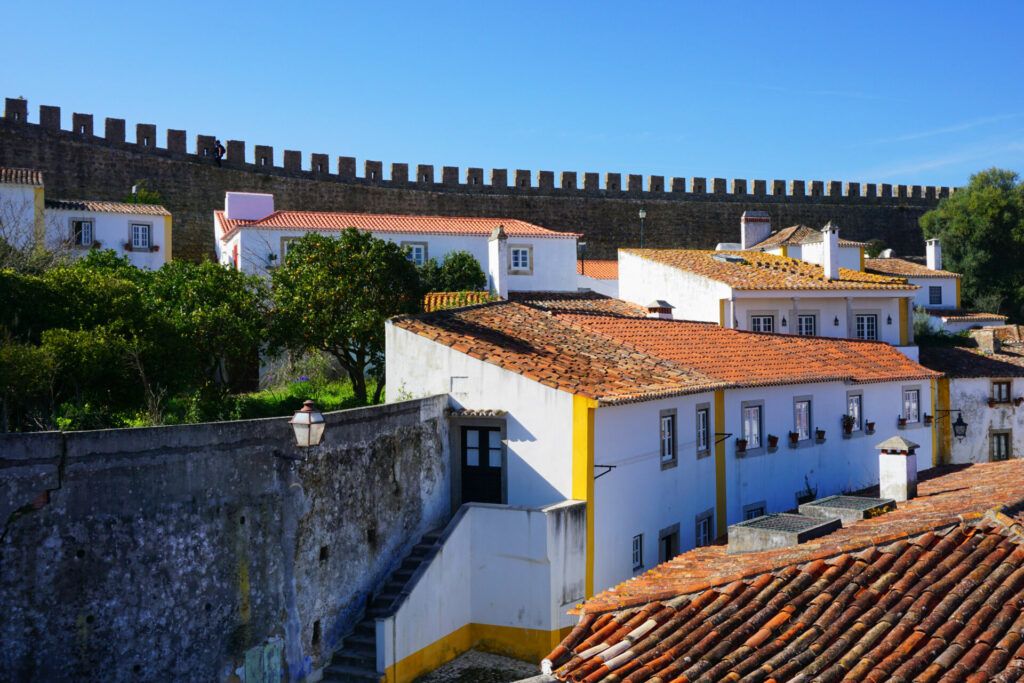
[572, 394, 597, 598]
[935, 378, 951, 466]
[719, 298, 727, 328]
[955, 278, 962, 308]
[780, 245, 789, 258]
[32, 187, 45, 246]
[859, 247, 865, 272]
[714, 389, 727, 538]
[162, 215, 173, 261]
[899, 299, 909, 346]
[383, 623, 571, 683]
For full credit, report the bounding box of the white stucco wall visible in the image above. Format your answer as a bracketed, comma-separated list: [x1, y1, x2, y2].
[45, 208, 169, 269]
[618, 250, 730, 322]
[0, 184, 38, 250]
[577, 275, 618, 297]
[800, 242, 863, 271]
[948, 377, 1024, 464]
[376, 500, 585, 672]
[732, 293, 908, 345]
[906, 275, 958, 309]
[386, 324, 575, 506]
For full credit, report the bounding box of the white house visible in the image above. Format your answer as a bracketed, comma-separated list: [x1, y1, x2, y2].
[618, 226, 920, 354]
[0, 165, 172, 268]
[381, 296, 938, 676]
[213, 191, 580, 294]
[743, 212, 867, 272]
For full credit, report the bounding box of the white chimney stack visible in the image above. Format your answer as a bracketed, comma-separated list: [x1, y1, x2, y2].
[821, 222, 840, 281]
[225, 192, 275, 221]
[876, 436, 919, 502]
[488, 225, 509, 299]
[740, 211, 772, 250]
[926, 238, 943, 271]
[646, 300, 674, 319]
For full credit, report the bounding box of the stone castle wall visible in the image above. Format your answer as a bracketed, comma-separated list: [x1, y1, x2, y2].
[2, 98, 944, 261]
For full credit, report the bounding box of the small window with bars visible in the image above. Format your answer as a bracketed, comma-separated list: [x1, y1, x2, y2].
[72, 219, 94, 247]
[929, 286, 943, 305]
[992, 381, 1011, 403]
[510, 247, 532, 272]
[632, 534, 643, 570]
[855, 314, 878, 340]
[797, 314, 816, 336]
[131, 223, 151, 249]
[696, 407, 710, 453]
[695, 512, 713, 547]
[991, 432, 1011, 461]
[659, 412, 677, 466]
[751, 315, 774, 333]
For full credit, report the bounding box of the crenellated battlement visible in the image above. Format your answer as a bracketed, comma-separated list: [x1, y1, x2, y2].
[1, 98, 952, 202]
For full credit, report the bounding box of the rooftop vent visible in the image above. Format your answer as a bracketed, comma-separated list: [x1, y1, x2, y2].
[713, 253, 748, 265]
[879, 248, 895, 258]
[646, 300, 674, 319]
[727, 513, 841, 554]
[798, 495, 895, 524]
[715, 242, 743, 251]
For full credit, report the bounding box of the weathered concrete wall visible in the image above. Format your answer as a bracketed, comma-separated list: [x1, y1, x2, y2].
[0, 396, 450, 682]
[2, 99, 943, 262]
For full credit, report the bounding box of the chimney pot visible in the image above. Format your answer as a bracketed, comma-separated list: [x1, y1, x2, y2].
[876, 436, 919, 502]
[821, 222, 840, 281]
[926, 238, 943, 271]
[646, 300, 674, 319]
[740, 210, 772, 250]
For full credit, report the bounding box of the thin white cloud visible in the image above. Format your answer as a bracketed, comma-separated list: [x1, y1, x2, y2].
[868, 114, 1023, 145]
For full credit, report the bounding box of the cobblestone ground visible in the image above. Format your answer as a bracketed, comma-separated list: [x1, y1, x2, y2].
[413, 649, 539, 683]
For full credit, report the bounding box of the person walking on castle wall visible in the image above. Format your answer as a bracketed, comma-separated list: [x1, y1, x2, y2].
[214, 139, 226, 167]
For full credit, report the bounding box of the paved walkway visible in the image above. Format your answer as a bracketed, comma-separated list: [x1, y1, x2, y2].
[413, 650, 540, 683]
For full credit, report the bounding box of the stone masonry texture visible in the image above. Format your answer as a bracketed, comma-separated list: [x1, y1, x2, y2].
[0, 396, 450, 682]
[1, 101, 942, 262]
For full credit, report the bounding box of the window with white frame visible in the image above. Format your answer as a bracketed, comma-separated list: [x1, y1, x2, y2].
[991, 431, 1011, 461]
[797, 314, 816, 336]
[401, 241, 428, 267]
[743, 502, 766, 520]
[855, 314, 878, 340]
[903, 388, 920, 423]
[71, 219, 94, 247]
[280, 237, 299, 262]
[992, 381, 1011, 403]
[659, 411, 677, 466]
[509, 246, 531, 273]
[696, 406, 710, 454]
[742, 404, 762, 449]
[695, 511, 713, 547]
[847, 393, 863, 432]
[751, 315, 774, 333]
[131, 223, 151, 249]
[929, 286, 943, 305]
[632, 534, 643, 570]
[794, 399, 811, 441]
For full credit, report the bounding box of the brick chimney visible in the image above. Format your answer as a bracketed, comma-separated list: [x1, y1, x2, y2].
[740, 210, 772, 250]
[876, 436, 919, 502]
[926, 238, 943, 271]
[488, 225, 509, 299]
[821, 222, 840, 281]
[224, 192, 275, 221]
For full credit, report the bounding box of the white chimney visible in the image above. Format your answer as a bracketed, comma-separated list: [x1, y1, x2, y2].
[740, 211, 772, 250]
[926, 238, 942, 271]
[646, 300, 674, 319]
[225, 192, 275, 221]
[821, 222, 840, 281]
[488, 225, 509, 299]
[876, 436, 919, 502]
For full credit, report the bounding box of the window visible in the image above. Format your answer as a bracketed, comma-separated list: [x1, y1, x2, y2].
[632, 534, 643, 570]
[742, 404, 762, 449]
[743, 503, 766, 520]
[659, 410, 677, 467]
[280, 237, 299, 262]
[658, 524, 680, 563]
[847, 393, 863, 432]
[131, 223, 151, 249]
[929, 286, 943, 305]
[855, 314, 878, 340]
[903, 388, 920, 423]
[794, 399, 811, 441]
[751, 315, 774, 333]
[991, 432, 1011, 461]
[993, 381, 1012, 403]
[71, 219, 94, 247]
[509, 246, 532, 273]
[401, 241, 428, 266]
[696, 406, 710, 454]
[797, 314, 816, 336]
[695, 511, 713, 547]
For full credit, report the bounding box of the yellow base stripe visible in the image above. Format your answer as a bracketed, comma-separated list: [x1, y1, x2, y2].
[714, 389, 727, 538]
[572, 395, 597, 598]
[383, 623, 571, 683]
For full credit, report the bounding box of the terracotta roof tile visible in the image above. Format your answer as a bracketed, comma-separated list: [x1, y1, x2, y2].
[0, 166, 43, 186]
[924, 308, 1007, 323]
[545, 460, 1024, 682]
[866, 256, 961, 278]
[422, 291, 498, 312]
[919, 344, 1024, 378]
[508, 291, 646, 318]
[627, 249, 916, 291]
[577, 259, 619, 279]
[216, 210, 577, 241]
[45, 199, 170, 216]
[752, 224, 867, 250]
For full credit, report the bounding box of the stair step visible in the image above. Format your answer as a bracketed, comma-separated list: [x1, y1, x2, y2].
[372, 590, 402, 604]
[341, 640, 376, 657]
[352, 621, 376, 638]
[345, 633, 376, 649]
[333, 651, 377, 668]
[421, 530, 444, 543]
[322, 662, 380, 682]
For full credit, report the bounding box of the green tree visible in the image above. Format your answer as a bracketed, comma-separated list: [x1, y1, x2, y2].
[123, 180, 165, 206]
[864, 238, 887, 258]
[418, 251, 487, 293]
[269, 230, 423, 403]
[920, 169, 1024, 318]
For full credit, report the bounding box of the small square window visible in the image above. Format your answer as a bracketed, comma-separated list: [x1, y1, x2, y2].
[695, 512, 713, 547]
[131, 223, 151, 249]
[659, 411, 677, 467]
[632, 534, 643, 570]
[797, 314, 816, 336]
[510, 246, 532, 273]
[696, 407, 710, 453]
[929, 286, 943, 305]
[992, 381, 1011, 403]
[401, 242, 428, 267]
[751, 315, 774, 333]
[72, 219, 94, 247]
[743, 503, 766, 520]
[992, 432, 1011, 461]
[658, 525, 680, 562]
[855, 314, 878, 340]
[280, 237, 299, 262]
[903, 389, 920, 423]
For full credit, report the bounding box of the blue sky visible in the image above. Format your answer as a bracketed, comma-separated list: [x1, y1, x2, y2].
[3, 1, 1022, 186]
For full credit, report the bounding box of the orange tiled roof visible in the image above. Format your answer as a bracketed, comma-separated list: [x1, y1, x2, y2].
[215, 210, 578, 241]
[545, 460, 1024, 682]
[422, 291, 498, 313]
[45, 199, 170, 216]
[626, 249, 916, 291]
[923, 308, 1006, 323]
[0, 166, 43, 186]
[508, 291, 646, 318]
[866, 256, 960, 278]
[391, 302, 727, 404]
[919, 344, 1024, 378]
[752, 224, 867, 250]
[564, 315, 939, 388]
[577, 259, 619, 279]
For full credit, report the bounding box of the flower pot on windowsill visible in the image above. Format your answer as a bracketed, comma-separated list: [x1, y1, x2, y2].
[923, 414, 933, 426]
[788, 432, 799, 448]
[767, 434, 779, 452]
[898, 417, 907, 429]
[736, 438, 747, 455]
[815, 429, 826, 443]
[988, 398, 998, 408]
[123, 242, 133, 252]
[149, 245, 160, 252]
[1015, 397, 1024, 407]
[865, 421, 876, 435]
[91, 240, 102, 249]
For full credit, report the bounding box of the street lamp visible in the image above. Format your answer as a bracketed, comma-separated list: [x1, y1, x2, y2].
[289, 400, 325, 448]
[933, 409, 969, 441]
[577, 241, 588, 275]
[638, 208, 647, 248]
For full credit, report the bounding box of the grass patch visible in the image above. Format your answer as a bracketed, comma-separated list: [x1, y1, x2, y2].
[231, 378, 381, 419]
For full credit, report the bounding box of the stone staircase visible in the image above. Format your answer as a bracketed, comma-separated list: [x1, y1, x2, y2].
[321, 528, 445, 682]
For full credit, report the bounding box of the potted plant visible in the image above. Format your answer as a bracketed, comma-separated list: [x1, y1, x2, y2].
[150, 244, 160, 252]
[123, 241, 133, 252]
[815, 428, 826, 443]
[736, 438, 748, 454]
[91, 240, 102, 249]
[865, 420, 876, 434]
[1015, 397, 1024, 407]
[988, 398, 998, 408]
[923, 413, 933, 426]
[767, 434, 779, 449]
[841, 414, 855, 436]
[788, 431, 800, 446]
[898, 416, 907, 428]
